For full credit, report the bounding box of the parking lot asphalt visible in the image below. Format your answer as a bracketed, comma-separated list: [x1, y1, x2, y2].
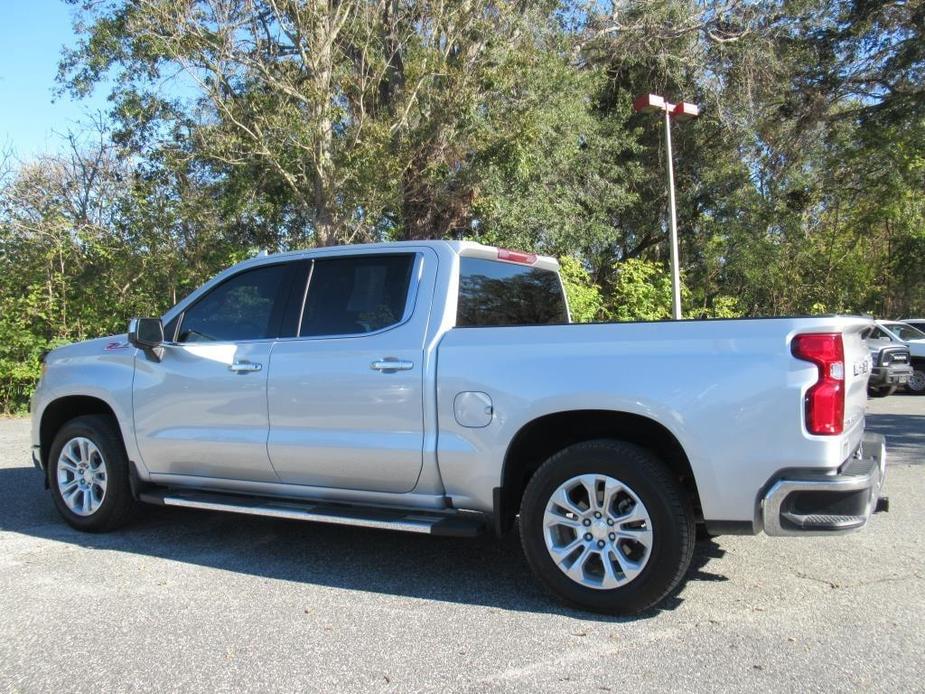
[1, 395, 923, 693]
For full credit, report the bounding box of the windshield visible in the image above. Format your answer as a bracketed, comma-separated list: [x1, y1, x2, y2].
[884, 322, 925, 341]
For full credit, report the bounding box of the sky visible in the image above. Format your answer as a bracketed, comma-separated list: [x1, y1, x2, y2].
[0, 0, 111, 157]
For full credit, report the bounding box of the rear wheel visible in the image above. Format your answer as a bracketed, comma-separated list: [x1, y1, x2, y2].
[519, 439, 695, 614]
[48, 415, 138, 532]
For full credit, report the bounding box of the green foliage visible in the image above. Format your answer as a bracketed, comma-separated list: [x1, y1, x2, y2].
[703, 296, 745, 320]
[559, 256, 606, 323]
[609, 259, 677, 322]
[0, 312, 52, 414]
[0, 0, 922, 411]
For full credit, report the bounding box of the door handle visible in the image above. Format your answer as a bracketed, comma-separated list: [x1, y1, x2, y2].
[229, 361, 263, 373]
[370, 359, 414, 372]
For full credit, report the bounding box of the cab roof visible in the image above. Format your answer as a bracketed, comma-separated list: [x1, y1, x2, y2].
[250, 240, 560, 273]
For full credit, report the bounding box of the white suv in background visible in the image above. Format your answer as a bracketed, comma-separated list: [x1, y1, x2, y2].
[867, 320, 925, 393]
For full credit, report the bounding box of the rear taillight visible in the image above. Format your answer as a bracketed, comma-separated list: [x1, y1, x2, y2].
[791, 333, 845, 435]
[497, 248, 537, 265]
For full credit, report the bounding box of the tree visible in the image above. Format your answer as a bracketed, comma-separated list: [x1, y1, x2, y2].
[0, 0, 921, 411]
[59, 0, 555, 245]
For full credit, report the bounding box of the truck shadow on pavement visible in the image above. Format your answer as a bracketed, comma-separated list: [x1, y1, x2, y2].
[865, 408, 925, 464]
[0, 464, 728, 621]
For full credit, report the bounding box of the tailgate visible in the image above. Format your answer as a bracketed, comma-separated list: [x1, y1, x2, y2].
[791, 317, 870, 454]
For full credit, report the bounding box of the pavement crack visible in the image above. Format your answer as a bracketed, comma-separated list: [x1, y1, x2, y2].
[794, 570, 923, 590]
[794, 571, 840, 589]
[846, 572, 924, 588]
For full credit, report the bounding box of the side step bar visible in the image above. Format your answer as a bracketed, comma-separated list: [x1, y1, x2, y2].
[780, 511, 867, 532]
[138, 489, 486, 538]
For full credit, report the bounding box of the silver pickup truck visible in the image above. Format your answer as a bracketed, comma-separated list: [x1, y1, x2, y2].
[30, 241, 887, 614]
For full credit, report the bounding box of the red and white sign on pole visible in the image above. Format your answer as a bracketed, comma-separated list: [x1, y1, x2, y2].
[633, 94, 700, 320]
[632, 93, 699, 119]
[671, 101, 700, 121]
[632, 94, 666, 113]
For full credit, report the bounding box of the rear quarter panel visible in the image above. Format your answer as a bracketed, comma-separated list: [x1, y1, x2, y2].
[435, 316, 871, 524]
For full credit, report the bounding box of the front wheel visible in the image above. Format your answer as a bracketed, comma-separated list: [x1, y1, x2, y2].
[907, 366, 925, 394]
[519, 439, 695, 615]
[868, 385, 897, 398]
[48, 415, 138, 532]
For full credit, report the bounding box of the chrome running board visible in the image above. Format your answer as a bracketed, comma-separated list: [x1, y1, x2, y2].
[138, 489, 486, 538]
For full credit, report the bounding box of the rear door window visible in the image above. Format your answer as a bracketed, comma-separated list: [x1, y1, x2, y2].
[299, 254, 415, 337]
[456, 257, 568, 327]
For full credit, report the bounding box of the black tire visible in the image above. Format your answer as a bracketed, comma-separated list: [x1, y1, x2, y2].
[47, 414, 138, 532]
[867, 386, 897, 398]
[519, 439, 695, 615]
[907, 364, 925, 394]
[696, 524, 719, 541]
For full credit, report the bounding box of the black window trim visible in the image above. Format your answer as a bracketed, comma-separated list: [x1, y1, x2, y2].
[285, 251, 424, 342]
[169, 260, 304, 345]
[164, 251, 424, 346]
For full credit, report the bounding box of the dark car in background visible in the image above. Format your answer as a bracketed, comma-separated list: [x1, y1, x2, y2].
[863, 331, 913, 397]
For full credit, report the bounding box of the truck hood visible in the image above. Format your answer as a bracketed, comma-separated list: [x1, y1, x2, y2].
[47, 334, 132, 363]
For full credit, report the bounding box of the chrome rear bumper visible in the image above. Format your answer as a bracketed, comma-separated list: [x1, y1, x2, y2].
[763, 432, 887, 536]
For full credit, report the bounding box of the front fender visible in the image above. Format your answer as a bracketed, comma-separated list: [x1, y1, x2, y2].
[31, 337, 145, 477]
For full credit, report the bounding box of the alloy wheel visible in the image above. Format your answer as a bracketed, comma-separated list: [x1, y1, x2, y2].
[908, 369, 925, 393]
[56, 437, 108, 516]
[543, 473, 653, 590]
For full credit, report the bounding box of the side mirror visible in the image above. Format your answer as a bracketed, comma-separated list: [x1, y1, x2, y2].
[128, 317, 165, 360]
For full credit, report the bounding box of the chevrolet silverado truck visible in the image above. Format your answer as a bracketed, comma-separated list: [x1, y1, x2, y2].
[30, 241, 888, 614]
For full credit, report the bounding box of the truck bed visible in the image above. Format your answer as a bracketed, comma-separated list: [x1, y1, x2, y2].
[435, 316, 871, 525]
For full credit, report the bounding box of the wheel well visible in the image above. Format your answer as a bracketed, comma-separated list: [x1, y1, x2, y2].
[40, 396, 118, 469]
[496, 410, 701, 535]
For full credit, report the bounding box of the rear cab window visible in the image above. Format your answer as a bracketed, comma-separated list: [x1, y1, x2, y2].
[456, 256, 568, 327]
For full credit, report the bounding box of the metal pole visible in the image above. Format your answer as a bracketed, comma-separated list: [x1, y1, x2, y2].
[663, 107, 682, 320]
